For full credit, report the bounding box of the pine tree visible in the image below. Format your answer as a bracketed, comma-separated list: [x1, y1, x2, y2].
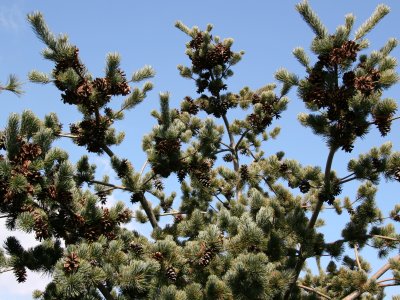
[1, 2, 400, 299]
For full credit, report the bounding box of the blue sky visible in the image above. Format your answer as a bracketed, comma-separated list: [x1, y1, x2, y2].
[0, 0, 399, 299]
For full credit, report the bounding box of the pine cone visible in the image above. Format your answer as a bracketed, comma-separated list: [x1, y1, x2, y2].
[189, 33, 204, 49]
[153, 177, 164, 191]
[166, 266, 177, 281]
[343, 71, 356, 87]
[130, 242, 144, 255]
[354, 75, 375, 95]
[63, 252, 80, 273]
[279, 163, 289, 173]
[394, 168, 400, 182]
[155, 138, 181, 155]
[299, 180, 311, 193]
[174, 214, 184, 223]
[223, 153, 233, 162]
[93, 77, 110, 94]
[207, 43, 232, 66]
[177, 169, 187, 183]
[373, 115, 392, 136]
[182, 96, 199, 115]
[199, 247, 216, 267]
[248, 245, 260, 253]
[240, 165, 249, 181]
[152, 251, 164, 261]
[14, 266, 27, 283]
[130, 192, 143, 204]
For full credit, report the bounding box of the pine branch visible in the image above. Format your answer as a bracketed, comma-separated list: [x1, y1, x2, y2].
[296, 0, 328, 38]
[354, 4, 390, 40]
[285, 146, 338, 299]
[298, 284, 332, 299]
[222, 113, 241, 201]
[343, 254, 400, 300]
[138, 192, 159, 229]
[102, 145, 115, 158]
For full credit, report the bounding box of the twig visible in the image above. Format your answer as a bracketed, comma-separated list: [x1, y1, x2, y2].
[0, 268, 13, 274]
[56, 132, 77, 139]
[372, 235, 399, 242]
[376, 278, 397, 284]
[298, 284, 332, 299]
[213, 148, 232, 155]
[343, 254, 400, 300]
[89, 180, 130, 192]
[140, 159, 148, 177]
[209, 204, 218, 212]
[339, 176, 357, 185]
[368, 115, 400, 125]
[354, 243, 362, 271]
[339, 172, 355, 182]
[141, 174, 156, 188]
[220, 141, 234, 152]
[234, 129, 250, 151]
[378, 282, 399, 288]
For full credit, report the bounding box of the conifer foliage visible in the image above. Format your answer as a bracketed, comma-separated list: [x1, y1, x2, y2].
[1, 1, 400, 299]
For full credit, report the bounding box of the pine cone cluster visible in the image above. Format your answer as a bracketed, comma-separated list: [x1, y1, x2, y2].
[189, 159, 214, 188]
[187, 32, 233, 99]
[54, 47, 85, 86]
[322, 40, 360, 66]
[63, 252, 80, 274]
[301, 38, 384, 152]
[151, 137, 182, 177]
[70, 116, 112, 153]
[247, 97, 281, 133]
[166, 266, 177, 281]
[154, 137, 181, 156]
[189, 39, 232, 73]
[199, 95, 234, 118]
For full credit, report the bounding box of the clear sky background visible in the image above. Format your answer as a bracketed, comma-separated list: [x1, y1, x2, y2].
[0, 0, 399, 299]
